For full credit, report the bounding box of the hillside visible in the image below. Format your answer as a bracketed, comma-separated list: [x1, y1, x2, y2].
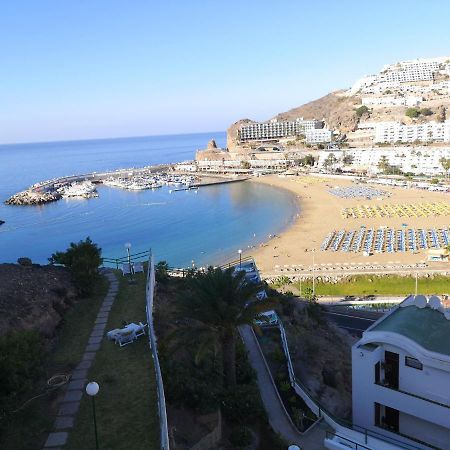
[274, 90, 361, 133]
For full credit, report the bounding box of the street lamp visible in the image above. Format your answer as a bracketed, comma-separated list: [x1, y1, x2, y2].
[312, 248, 316, 297]
[85, 382, 99, 450]
[124, 242, 133, 282]
[238, 249, 242, 270]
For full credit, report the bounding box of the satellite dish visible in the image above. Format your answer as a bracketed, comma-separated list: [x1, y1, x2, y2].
[414, 295, 427, 308]
[429, 296, 441, 310]
[445, 311, 450, 321]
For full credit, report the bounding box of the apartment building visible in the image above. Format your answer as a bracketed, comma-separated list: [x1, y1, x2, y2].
[238, 118, 323, 141]
[362, 96, 422, 107]
[352, 295, 450, 449]
[305, 128, 332, 144]
[349, 56, 450, 95]
[375, 121, 450, 144]
[317, 147, 450, 176]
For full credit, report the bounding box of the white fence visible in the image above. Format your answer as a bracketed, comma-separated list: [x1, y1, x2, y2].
[146, 255, 170, 450]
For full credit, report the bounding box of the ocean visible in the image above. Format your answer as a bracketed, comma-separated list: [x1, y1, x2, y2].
[0, 132, 298, 267]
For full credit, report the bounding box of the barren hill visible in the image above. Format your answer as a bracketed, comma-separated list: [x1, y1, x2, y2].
[274, 90, 361, 133]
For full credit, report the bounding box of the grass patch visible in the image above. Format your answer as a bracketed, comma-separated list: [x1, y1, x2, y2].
[293, 274, 450, 296]
[66, 271, 159, 450]
[0, 276, 109, 450]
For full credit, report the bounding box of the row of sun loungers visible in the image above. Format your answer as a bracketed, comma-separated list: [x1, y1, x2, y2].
[274, 262, 428, 274]
[342, 202, 450, 219]
[321, 227, 450, 254]
[328, 186, 390, 199]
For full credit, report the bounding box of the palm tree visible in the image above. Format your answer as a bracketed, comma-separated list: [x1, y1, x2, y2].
[173, 267, 274, 386]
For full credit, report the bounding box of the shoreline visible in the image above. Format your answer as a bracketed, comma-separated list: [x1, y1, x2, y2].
[244, 174, 450, 278]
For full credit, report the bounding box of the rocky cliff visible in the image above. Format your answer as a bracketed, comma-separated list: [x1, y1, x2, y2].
[0, 263, 77, 337]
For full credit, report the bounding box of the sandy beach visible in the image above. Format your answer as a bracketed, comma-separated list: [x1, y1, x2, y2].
[247, 175, 450, 277]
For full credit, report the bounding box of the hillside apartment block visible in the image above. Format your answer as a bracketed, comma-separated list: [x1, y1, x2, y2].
[352, 295, 450, 449]
[349, 56, 450, 95]
[375, 120, 450, 144]
[317, 147, 450, 176]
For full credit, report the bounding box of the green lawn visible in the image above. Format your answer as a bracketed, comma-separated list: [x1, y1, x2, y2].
[66, 271, 160, 450]
[291, 274, 450, 296]
[0, 277, 109, 450]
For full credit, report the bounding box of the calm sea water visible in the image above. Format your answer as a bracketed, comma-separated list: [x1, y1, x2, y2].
[0, 133, 298, 267]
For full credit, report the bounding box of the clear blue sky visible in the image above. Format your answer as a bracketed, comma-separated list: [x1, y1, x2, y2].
[1, 0, 450, 144]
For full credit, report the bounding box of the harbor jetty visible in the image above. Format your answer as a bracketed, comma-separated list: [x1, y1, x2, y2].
[4, 163, 249, 206]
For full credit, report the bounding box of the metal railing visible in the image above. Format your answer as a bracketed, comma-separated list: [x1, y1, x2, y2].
[103, 249, 151, 269]
[274, 315, 431, 450]
[325, 430, 371, 450]
[145, 253, 169, 450]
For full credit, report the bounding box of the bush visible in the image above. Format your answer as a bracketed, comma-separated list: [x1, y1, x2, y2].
[49, 237, 102, 296]
[420, 108, 433, 116]
[0, 331, 44, 419]
[229, 426, 253, 448]
[405, 107, 420, 118]
[155, 260, 169, 283]
[221, 384, 265, 423]
[355, 105, 369, 118]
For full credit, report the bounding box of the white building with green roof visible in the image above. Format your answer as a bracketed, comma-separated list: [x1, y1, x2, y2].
[352, 295, 450, 449]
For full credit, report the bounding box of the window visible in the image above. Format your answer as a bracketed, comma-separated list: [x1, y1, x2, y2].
[405, 356, 423, 370]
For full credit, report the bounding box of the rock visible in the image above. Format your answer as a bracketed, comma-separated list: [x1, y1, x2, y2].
[5, 189, 61, 206]
[0, 220, 4, 226]
[206, 139, 218, 150]
[17, 257, 33, 267]
[0, 263, 77, 337]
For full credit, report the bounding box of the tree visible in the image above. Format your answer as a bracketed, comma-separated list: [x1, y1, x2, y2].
[420, 108, 433, 116]
[405, 107, 420, 118]
[377, 155, 391, 173]
[240, 161, 251, 170]
[323, 153, 337, 171]
[49, 237, 102, 296]
[440, 157, 450, 179]
[155, 260, 170, 283]
[302, 154, 315, 166]
[173, 267, 274, 386]
[355, 105, 369, 118]
[342, 153, 354, 165]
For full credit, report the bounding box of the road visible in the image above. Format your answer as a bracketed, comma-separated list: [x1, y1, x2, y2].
[322, 309, 379, 335]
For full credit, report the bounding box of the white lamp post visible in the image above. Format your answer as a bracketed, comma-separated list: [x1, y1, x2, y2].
[85, 382, 100, 450]
[124, 242, 133, 282]
[238, 249, 242, 270]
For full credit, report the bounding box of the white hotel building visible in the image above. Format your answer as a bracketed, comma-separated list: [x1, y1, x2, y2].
[317, 147, 450, 176]
[352, 295, 450, 449]
[238, 118, 323, 141]
[375, 121, 450, 144]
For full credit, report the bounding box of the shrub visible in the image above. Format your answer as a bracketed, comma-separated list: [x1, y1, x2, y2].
[49, 237, 102, 296]
[155, 260, 169, 283]
[420, 108, 433, 116]
[355, 105, 369, 118]
[0, 331, 44, 419]
[405, 107, 420, 118]
[221, 384, 265, 423]
[229, 426, 253, 448]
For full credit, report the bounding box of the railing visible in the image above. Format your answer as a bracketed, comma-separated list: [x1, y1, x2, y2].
[274, 315, 430, 450]
[145, 253, 170, 450]
[374, 381, 450, 410]
[103, 249, 151, 269]
[325, 430, 371, 450]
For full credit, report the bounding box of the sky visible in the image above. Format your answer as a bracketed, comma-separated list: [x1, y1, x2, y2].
[1, 0, 450, 144]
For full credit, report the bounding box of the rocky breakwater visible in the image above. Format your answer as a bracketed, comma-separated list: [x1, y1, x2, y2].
[0, 260, 77, 338]
[5, 189, 61, 205]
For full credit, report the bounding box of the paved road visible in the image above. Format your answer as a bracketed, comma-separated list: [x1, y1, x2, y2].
[322, 310, 378, 335]
[239, 325, 327, 449]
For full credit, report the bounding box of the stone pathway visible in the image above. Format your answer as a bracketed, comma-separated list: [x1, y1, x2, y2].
[43, 270, 118, 449]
